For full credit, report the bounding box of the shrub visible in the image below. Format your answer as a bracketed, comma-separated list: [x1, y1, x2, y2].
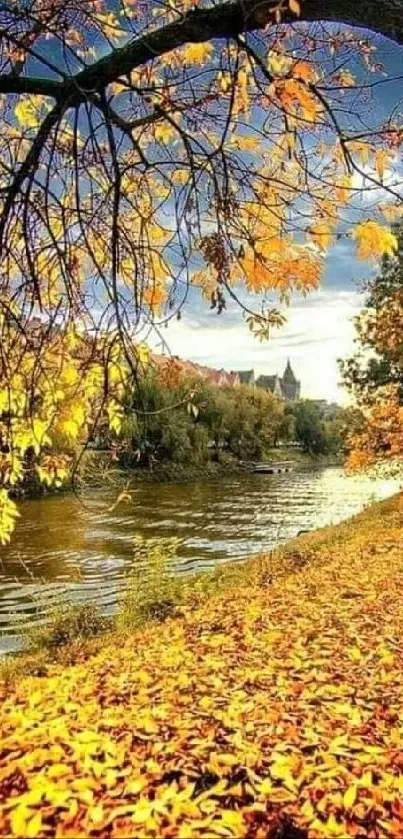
[120, 535, 184, 628]
[26, 602, 111, 652]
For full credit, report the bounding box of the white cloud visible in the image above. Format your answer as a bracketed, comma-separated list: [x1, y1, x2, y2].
[349, 159, 403, 209]
[150, 288, 364, 403]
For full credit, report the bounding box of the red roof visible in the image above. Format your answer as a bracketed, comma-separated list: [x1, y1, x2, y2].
[150, 354, 240, 388]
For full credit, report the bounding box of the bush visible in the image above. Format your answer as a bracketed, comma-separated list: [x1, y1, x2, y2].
[26, 602, 111, 652]
[117, 370, 295, 468]
[120, 535, 184, 629]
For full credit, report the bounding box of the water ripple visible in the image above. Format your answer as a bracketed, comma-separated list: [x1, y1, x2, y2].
[0, 467, 400, 645]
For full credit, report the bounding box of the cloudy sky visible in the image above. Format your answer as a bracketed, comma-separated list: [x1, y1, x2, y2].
[152, 240, 368, 404]
[151, 34, 403, 404]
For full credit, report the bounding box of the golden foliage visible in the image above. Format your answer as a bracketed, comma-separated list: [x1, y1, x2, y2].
[0, 324, 136, 542]
[348, 387, 403, 470]
[14, 96, 50, 129]
[0, 489, 19, 545]
[181, 43, 214, 65]
[1, 498, 403, 836]
[351, 221, 398, 261]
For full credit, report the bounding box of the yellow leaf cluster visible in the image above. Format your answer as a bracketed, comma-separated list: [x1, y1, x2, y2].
[36, 454, 71, 488]
[182, 43, 214, 65]
[351, 221, 398, 261]
[106, 399, 124, 435]
[239, 240, 322, 296]
[14, 96, 50, 129]
[308, 221, 335, 251]
[154, 122, 176, 144]
[0, 490, 20, 545]
[348, 387, 403, 470]
[0, 325, 130, 541]
[271, 78, 321, 123]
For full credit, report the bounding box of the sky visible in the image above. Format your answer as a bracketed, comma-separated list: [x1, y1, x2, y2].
[151, 239, 368, 404]
[29, 14, 403, 405]
[150, 34, 403, 405]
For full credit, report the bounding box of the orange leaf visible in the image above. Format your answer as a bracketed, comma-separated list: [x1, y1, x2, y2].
[289, 0, 301, 16]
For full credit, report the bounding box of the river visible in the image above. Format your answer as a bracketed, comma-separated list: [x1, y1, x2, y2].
[0, 466, 401, 652]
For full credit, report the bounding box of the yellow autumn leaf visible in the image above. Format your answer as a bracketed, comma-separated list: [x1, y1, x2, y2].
[106, 399, 124, 434]
[374, 149, 390, 181]
[260, 778, 274, 795]
[26, 812, 43, 839]
[0, 490, 20, 545]
[182, 42, 213, 65]
[14, 96, 49, 129]
[10, 805, 30, 837]
[218, 809, 245, 832]
[61, 419, 80, 440]
[308, 221, 334, 251]
[343, 784, 357, 808]
[89, 804, 105, 824]
[268, 53, 292, 76]
[349, 646, 362, 661]
[154, 122, 176, 144]
[47, 763, 71, 779]
[351, 221, 398, 261]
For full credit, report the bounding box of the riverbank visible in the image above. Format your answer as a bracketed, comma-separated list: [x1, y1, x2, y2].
[129, 450, 342, 484]
[1, 494, 403, 837]
[79, 447, 342, 486]
[10, 450, 342, 498]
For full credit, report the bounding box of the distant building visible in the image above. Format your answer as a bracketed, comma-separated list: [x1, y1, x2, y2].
[257, 360, 301, 402]
[280, 360, 301, 401]
[150, 354, 301, 400]
[151, 355, 241, 388]
[256, 374, 283, 399]
[234, 369, 255, 386]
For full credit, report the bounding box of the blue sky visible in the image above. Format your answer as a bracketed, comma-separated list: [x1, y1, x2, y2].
[151, 34, 403, 404]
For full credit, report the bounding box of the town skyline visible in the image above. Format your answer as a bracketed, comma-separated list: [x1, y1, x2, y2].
[150, 283, 362, 405]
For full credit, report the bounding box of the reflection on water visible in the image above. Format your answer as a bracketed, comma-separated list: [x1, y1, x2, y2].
[0, 467, 401, 651]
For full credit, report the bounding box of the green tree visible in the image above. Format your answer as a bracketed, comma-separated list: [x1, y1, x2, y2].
[118, 369, 292, 467]
[340, 222, 403, 405]
[289, 402, 332, 455]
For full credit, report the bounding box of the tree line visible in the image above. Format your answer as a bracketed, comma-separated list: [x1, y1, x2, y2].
[92, 365, 354, 468]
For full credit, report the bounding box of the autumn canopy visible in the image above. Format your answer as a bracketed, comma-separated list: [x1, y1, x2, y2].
[0, 0, 402, 541]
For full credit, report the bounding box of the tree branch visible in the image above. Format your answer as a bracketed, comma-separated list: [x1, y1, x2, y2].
[68, 0, 403, 98]
[0, 99, 67, 256]
[0, 74, 63, 97]
[1, 1, 402, 101]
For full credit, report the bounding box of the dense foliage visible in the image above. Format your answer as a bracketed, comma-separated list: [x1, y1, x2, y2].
[0, 0, 402, 541]
[340, 223, 403, 468]
[1, 496, 403, 838]
[286, 401, 348, 457]
[119, 369, 289, 466]
[103, 366, 347, 467]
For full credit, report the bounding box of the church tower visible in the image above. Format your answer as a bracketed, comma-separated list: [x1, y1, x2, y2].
[281, 360, 300, 401]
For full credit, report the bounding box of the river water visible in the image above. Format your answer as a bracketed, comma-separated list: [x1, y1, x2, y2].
[0, 467, 401, 652]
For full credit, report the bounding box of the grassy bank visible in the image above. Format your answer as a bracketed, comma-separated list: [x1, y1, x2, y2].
[1, 494, 403, 837]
